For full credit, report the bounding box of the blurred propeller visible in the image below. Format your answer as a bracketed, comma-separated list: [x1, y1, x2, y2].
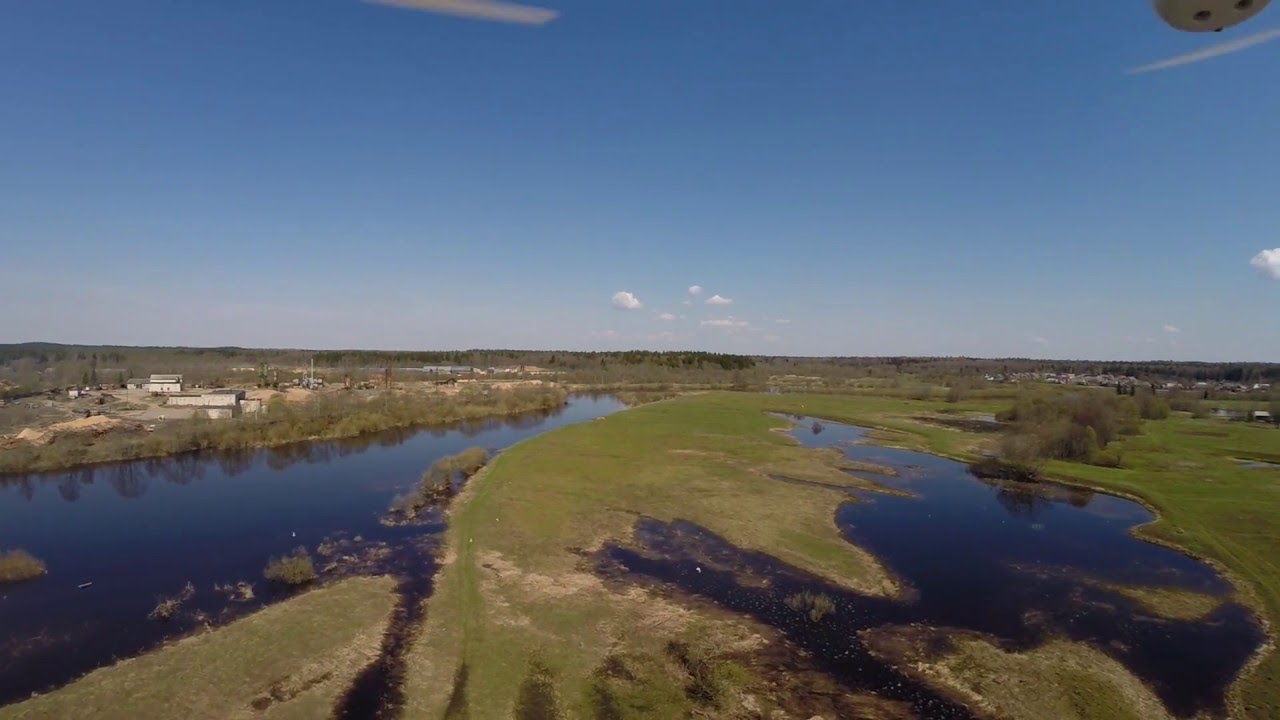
[363, 0, 558, 26]
[1130, 27, 1280, 72]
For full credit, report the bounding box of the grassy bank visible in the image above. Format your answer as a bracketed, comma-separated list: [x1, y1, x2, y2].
[404, 393, 911, 718]
[1028, 417, 1280, 717]
[0, 576, 397, 720]
[862, 625, 1175, 720]
[0, 385, 567, 475]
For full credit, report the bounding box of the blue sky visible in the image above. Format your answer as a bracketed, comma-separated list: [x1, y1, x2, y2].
[2, 1, 1278, 360]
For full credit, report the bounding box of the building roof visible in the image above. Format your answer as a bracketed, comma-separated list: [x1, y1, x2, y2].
[127, 378, 148, 384]
[149, 374, 183, 383]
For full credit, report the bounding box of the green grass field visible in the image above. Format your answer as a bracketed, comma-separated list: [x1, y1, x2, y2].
[404, 393, 921, 718]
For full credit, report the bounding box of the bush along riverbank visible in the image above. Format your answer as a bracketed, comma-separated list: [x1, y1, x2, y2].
[0, 386, 567, 476]
[384, 448, 490, 525]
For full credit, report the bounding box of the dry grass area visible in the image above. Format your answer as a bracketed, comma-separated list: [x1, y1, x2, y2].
[862, 625, 1174, 720]
[0, 576, 397, 720]
[1097, 583, 1226, 622]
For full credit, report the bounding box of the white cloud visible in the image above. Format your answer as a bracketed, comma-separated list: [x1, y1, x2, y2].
[611, 291, 643, 311]
[1252, 248, 1280, 279]
[1029, 335, 1048, 346]
[688, 285, 703, 296]
[1163, 324, 1181, 334]
[365, 0, 560, 26]
[705, 295, 733, 306]
[701, 318, 749, 328]
[1129, 29, 1280, 74]
[657, 312, 677, 321]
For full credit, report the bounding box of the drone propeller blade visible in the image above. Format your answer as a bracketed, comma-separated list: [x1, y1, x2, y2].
[364, 0, 558, 26]
[1129, 27, 1280, 73]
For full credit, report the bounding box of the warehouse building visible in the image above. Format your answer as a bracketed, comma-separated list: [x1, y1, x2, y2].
[145, 374, 184, 394]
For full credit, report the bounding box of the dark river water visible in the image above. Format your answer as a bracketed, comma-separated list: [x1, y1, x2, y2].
[599, 417, 1264, 719]
[0, 395, 624, 707]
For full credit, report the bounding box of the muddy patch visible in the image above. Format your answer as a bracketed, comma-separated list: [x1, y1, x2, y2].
[333, 554, 436, 718]
[591, 517, 961, 717]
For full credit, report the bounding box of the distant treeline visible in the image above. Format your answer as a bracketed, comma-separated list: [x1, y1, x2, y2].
[783, 356, 1280, 384]
[1, 343, 1276, 397]
[311, 349, 756, 371]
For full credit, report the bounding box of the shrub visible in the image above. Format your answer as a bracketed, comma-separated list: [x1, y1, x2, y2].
[1134, 391, 1170, 420]
[0, 549, 47, 583]
[785, 590, 837, 622]
[1092, 448, 1125, 468]
[386, 447, 490, 523]
[263, 547, 317, 586]
[149, 581, 196, 620]
[996, 390, 1148, 468]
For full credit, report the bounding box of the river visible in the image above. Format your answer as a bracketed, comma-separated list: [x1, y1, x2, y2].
[0, 394, 624, 706]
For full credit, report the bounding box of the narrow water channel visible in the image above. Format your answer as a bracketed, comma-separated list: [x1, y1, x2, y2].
[599, 417, 1263, 719]
[0, 395, 624, 707]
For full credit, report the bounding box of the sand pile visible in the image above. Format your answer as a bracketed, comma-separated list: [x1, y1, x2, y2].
[49, 415, 120, 433]
[13, 415, 125, 447]
[284, 388, 312, 403]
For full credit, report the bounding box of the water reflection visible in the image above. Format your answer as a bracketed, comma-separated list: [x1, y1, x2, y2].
[56, 475, 82, 503]
[109, 464, 148, 499]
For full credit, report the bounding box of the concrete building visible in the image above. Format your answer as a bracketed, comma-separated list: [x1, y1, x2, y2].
[203, 407, 235, 420]
[421, 365, 475, 375]
[145, 374, 184, 394]
[241, 398, 263, 414]
[165, 390, 245, 408]
[126, 378, 148, 390]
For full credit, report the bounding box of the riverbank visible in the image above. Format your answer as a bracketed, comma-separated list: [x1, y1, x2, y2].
[0, 385, 568, 476]
[0, 576, 398, 720]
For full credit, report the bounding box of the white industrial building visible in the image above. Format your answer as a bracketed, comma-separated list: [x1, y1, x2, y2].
[165, 390, 245, 408]
[145, 374, 184, 394]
